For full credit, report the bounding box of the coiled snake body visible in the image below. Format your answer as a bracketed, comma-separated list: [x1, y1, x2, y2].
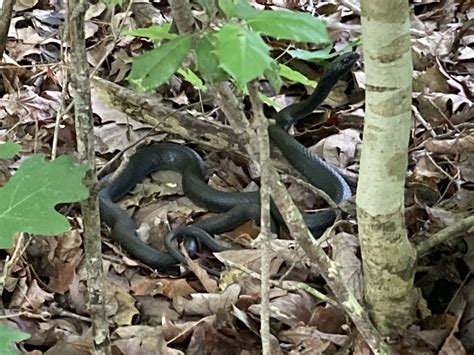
[99, 52, 359, 271]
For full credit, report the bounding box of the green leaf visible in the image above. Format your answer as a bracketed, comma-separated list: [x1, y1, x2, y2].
[288, 46, 335, 61]
[178, 68, 207, 91]
[195, 34, 228, 82]
[258, 92, 279, 109]
[248, 10, 330, 44]
[0, 141, 21, 159]
[128, 36, 193, 91]
[218, 0, 258, 19]
[214, 24, 272, 89]
[288, 39, 362, 62]
[264, 61, 282, 93]
[279, 64, 316, 87]
[126, 23, 177, 41]
[0, 154, 88, 249]
[0, 323, 30, 355]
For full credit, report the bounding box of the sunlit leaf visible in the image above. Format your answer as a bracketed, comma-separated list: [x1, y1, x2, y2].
[128, 36, 193, 91]
[126, 23, 177, 41]
[218, 0, 258, 19]
[214, 24, 272, 88]
[248, 10, 330, 44]
[0, 323, 30, 355]
[0, 155, 88, 248]
[279, 64, 316, 87]
[0, 141, 21, 159]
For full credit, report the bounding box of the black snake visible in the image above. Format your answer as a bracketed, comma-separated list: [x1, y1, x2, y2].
[99, 52, 359, 271]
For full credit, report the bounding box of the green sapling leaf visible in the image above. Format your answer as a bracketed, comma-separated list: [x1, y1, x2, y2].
[126, 23, 177, 41]
[0, 141, 21, 159]
[178, 68, 207, 91]
[218, 0, 258, 19]
[279, 64, 316, 87]
[128, 36, 193, 91]
[195, 34, 228, 82]
[248, 10, 330, 44]
[214, 24, 272, 89]
[0, 154, 88, 249]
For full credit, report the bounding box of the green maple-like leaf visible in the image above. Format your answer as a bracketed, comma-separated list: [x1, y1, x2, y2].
[0, 154, 88, 248]
[248, 10, 330, 44]
[195, 33, 228, 82]
[128, 35, 193, 91]
[0, 323, 30, 355]
[0, 141, 21, 159]
[214, 24, 272, 88]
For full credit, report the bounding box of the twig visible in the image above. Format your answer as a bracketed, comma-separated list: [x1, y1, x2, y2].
[416, 215, 474, 257]
[412, 105, 436, 138]
[67, 0, 111, 353]
[1, 234, 31, 296]
[281, 173, 338, 209]
[248, 82, 273, 354]
[224, 260, 339, 308]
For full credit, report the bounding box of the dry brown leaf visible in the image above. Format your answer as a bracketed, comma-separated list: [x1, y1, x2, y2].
[13, 0, 39, 11]
[106, 282, 139, 326]
[249, 291, 318, 328]
[113, 325, 170, 355]
[311, 128, 361, 167]
[215, 248, 285, 275]
[130, 274, 197, 298]
[136, 295, 180, 322]
[279, 324, 349, 347]
[21, 279, 54, 311]
[173, 284, 241, 317]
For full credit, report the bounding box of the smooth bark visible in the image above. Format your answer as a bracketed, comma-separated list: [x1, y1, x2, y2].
[357, 0, 417, 333]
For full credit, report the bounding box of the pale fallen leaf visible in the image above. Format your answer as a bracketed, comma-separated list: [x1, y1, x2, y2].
[21, 279, 54, 311]
[173, 284, 241, 317]
[249, 291, 318, 327]
[279, 324, 349, 347]
[311, 128, 361, 167]
[106, 282, 140, 326]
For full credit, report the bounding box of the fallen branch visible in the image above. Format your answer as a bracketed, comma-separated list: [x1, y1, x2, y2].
[416, 215, 474, 257]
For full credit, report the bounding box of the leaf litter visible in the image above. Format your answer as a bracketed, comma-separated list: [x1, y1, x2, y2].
[0, 0, 473, 353]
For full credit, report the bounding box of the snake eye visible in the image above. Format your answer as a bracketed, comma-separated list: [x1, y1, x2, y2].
[342, 56, 352, 64]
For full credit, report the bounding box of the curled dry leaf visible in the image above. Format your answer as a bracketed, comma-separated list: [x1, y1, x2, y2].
[21, 279, 54, 311]
[249, 291, 318, 328]
[279, 324, 350, 348]
[113, 325, 171, 355]
[106, 282, 140, 326]
[311, 128, 361, 167]
[172, 284, 241, 317]
[130, 274, 197, 298]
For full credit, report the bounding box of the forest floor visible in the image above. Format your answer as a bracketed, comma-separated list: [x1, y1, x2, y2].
[0, 0, 473, 354]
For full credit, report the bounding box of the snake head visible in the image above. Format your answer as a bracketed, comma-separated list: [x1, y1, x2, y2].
[321, 52, 359, 82]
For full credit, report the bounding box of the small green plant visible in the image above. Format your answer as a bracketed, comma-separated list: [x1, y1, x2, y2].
[126, 0, 334, 92]
[0, 141, 88, 248]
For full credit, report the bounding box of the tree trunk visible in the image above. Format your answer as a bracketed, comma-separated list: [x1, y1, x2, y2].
[357, 0, 417, 333]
